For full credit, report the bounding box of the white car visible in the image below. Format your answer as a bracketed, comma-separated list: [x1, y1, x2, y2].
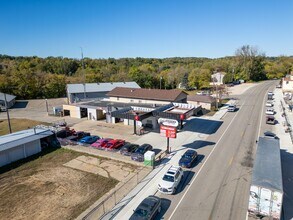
[265, 108, 275, 115]
[268, 91, 274, 96]
[158, 166, 183, 194]
[266, 102, 274, 107]
[227, 104, 236, 112]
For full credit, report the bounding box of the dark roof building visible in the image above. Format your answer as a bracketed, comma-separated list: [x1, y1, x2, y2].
[187, 95, 216, 103]
[107, 87, 187, 103]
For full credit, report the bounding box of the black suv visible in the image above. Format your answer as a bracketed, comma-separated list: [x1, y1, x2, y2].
[130, 195, 161, 220]
[131, 144, 153, 162]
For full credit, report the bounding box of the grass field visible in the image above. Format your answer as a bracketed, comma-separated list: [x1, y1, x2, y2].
[0, 118, 50, 135]
[0, 148, 119, 220]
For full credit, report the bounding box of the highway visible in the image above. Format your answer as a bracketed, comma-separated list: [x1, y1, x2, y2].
[155, 81, 276, 220]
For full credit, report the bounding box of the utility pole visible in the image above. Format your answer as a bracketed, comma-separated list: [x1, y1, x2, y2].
[160, 76, 162, 89]
[4, 93, 12, 133]
[80, 47, 86, 100]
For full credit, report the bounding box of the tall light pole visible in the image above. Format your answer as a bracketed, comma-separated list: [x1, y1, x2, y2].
[80, 47, 86, 100]
[3, 93, 12, 133]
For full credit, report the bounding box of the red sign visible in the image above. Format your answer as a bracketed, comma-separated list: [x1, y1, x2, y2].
[160, 125, 177, 138]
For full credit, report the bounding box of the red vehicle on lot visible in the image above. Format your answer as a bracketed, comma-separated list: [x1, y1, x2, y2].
[104, 139, 125, 150]
[91, 138, 112, 149]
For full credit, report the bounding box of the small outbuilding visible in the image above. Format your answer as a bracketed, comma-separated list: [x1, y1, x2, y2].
[0, 128, 59, 167]
[0, 92, 16, 110]
[187, 95, 216, 110]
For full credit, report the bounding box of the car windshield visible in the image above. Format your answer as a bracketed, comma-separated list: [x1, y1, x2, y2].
[183, 154, 193, 159]
[135, 148, 145, 154]
[134, 208, 149, 217]
[163, 175, 174, 182]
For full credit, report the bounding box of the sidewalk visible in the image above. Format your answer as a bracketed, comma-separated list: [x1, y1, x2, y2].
[99, 105, 228, 220]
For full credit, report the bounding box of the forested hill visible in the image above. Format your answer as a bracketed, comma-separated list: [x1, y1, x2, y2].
[0, 50, 292, 99]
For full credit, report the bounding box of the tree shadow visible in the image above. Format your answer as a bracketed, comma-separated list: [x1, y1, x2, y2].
[182, 118, 223, 134]
[178, 140, 216, 151]
[280, 149, 293, 220]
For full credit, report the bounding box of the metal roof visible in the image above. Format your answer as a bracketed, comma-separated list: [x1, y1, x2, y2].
[0, 93, 16, 102]
[0, 128, 54, 152]
[251, 137, 283, 192]
[67, 82, 140, 94]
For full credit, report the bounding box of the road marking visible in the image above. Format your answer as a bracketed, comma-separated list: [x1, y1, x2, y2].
[168, 103, 245, 220]
[257, 88, 267, 139]
[229, 156, 234, 165]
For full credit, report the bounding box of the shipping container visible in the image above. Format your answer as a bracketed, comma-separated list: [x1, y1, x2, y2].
[248, 137, 283, 219]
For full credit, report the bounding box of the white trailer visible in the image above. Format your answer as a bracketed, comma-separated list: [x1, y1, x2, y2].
[248, 137, 283, 219]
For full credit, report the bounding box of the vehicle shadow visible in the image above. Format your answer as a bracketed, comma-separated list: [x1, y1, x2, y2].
[155, 198, 171, 220]
[190, 154, 205, 168]
[182, 118, 223, 134]
[175, 170, 195, 194]
[280, 149, 293, 220]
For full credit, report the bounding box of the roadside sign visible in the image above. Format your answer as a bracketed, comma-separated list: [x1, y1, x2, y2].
[160, 125, 177, 138]
[158, 118, 179, 127]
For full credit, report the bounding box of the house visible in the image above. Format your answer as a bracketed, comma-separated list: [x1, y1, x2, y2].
[210, 72, 225, 85]
[282, 74, 293, 92]
[0, 93, 16, 110]
[187, 95, 216, 110]
[107, 87, 188, 105]
[0, 128, 59, 167]
[66, 82, 140, 103]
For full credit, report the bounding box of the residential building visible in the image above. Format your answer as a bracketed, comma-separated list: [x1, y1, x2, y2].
[282, 74, 293, 92]
[211, 72, 225, 85]
[0, 93, 16, 110]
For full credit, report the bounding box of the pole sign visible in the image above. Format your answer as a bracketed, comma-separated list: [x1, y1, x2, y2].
[160, 125, 177, 138]
[158, 118, 179, 127]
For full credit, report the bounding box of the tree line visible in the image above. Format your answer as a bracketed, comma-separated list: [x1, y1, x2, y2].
[0, 45, 292, 99]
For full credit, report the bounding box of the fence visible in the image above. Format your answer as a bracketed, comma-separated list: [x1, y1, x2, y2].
[81, 164, 152, 220]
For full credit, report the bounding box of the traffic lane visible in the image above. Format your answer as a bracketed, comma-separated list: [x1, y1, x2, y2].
[155, 110, 237, 218]
[168, 82, 273, 220]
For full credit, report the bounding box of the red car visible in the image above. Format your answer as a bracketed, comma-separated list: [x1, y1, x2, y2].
[104, 139, 125, 150]
[91, 138, 112, 149]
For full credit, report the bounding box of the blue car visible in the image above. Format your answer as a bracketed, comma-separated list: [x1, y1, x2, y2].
[179, 149, 198, 168]
[78, 135, 100, 144]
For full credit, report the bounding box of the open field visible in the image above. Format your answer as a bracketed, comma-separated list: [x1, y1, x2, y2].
[0, 148, 120, 220]
[0, 118, 50, 136]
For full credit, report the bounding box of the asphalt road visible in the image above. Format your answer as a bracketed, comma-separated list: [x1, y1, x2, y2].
[155, 81, 277, 220]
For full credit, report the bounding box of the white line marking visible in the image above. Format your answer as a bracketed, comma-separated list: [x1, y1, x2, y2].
[168, 102, 245, 220]
[257, 87, 267, 138]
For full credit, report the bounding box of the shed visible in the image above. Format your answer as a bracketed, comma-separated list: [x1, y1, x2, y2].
[0, 128, 56, 167]
[0, 93, 16, 110]
[187, 95, 216, 110]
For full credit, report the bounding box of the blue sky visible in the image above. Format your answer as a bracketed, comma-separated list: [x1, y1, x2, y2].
[0, 0, 292, 58]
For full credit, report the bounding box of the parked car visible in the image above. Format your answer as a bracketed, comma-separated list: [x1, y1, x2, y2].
[120, 143, 139, 156]
[131, 144, 153, 162]
[268, 91, 274, 96]
[266, 116, 275, 125]
[73, 131, 91, 139]
[265, 108, 275, 115]
[104, 139, 125, 150]
[227, 104, 236, 112]
[179, 149, 198, 168]
[264, 131, 279, 139]
[130, 195, 161, 220]
[56, 128, 75, 138]
[276, 84, 282, 88]
[158, 166, 184, 194]
[91, 138, 112, 148]
[265, 101, 274, 107]
[78, 135, 100, 144]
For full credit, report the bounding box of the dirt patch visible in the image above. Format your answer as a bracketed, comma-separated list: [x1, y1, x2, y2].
[0, 148, 118, 220]
[64, 155, 138, 182]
